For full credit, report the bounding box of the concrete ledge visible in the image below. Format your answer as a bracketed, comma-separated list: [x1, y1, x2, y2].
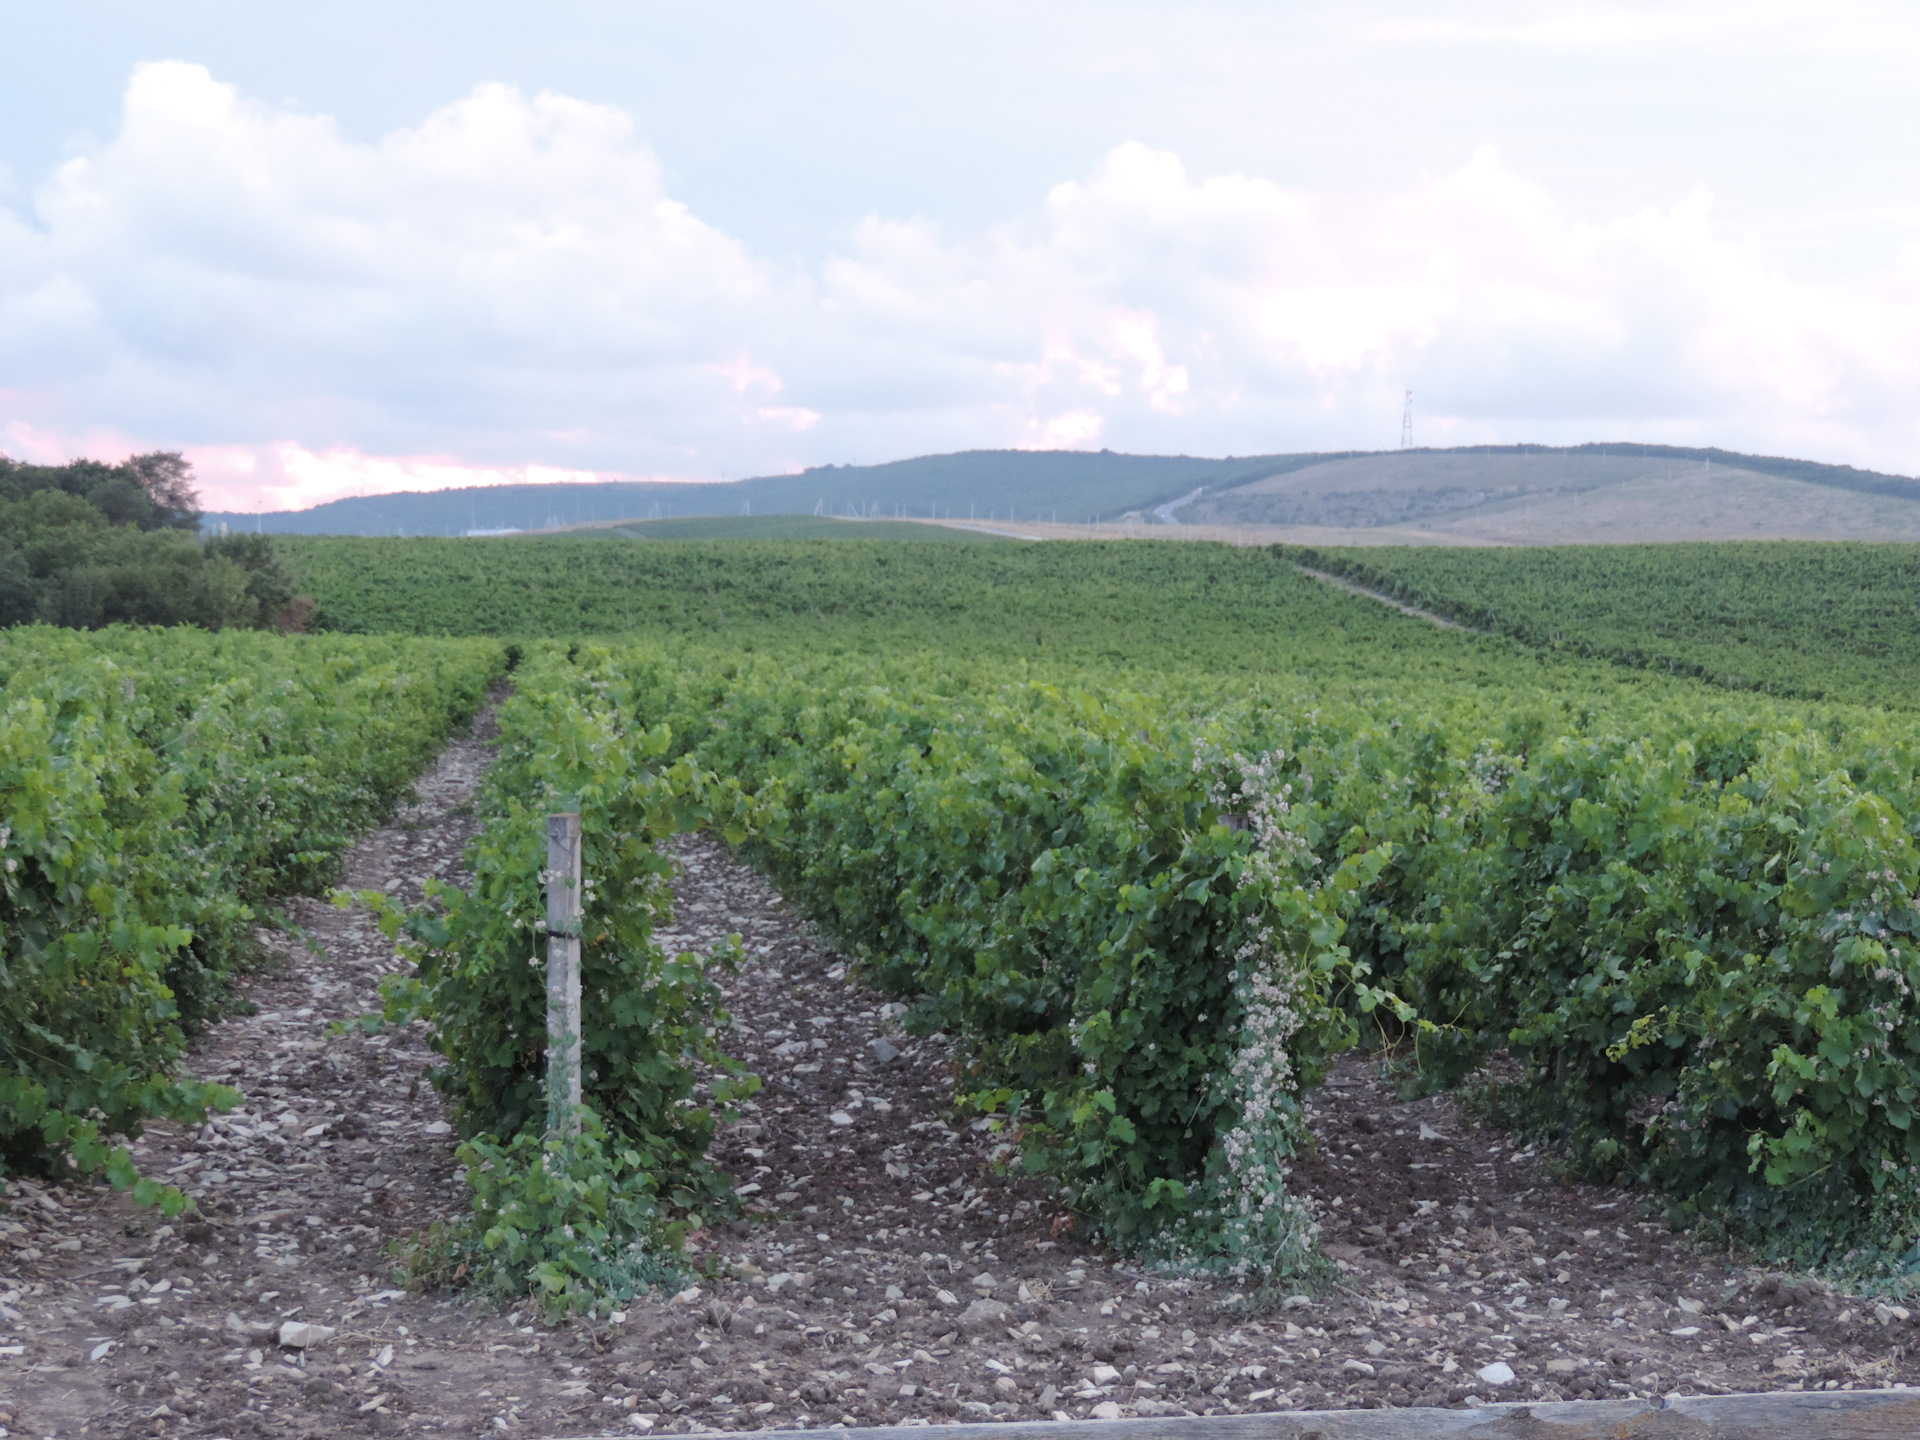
[552, 1388, 1920, 1440]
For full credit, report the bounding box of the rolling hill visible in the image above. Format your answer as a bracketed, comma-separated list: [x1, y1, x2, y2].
[200, 442, 1920, 543]
[202, 450, 1323, 538]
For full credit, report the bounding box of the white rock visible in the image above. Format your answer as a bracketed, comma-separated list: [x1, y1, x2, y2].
[869, 1038, 901, 1064]
[828, 1111, 854, 1127]
[1476, 1362, 1515, 1387]
[1342, 1359, 1375, 1376]
[1419, 1123, 1446, 1141]
[1091, 1365, 1121, 1384]
[278, 1322, 336, 1349]
[971, 1273, 997, 1292]
[422, 1121, 452, 1137]
[935, 1288, 959, 1306]
[1089, 1401, 1123, 1420]
[670, 1286, 704, 1305]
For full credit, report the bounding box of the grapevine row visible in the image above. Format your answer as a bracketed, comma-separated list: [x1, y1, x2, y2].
[0, 627, 502, 1194]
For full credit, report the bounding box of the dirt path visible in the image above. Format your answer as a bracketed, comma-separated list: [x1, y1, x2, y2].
[7, 728, 1920, 1439]
[2, 712, 525, 1439]
[602, 840, 1920, 1430]
[1292, 567, 1465, 630]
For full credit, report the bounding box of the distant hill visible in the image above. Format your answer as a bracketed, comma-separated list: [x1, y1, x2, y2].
[1182, 445, 1920, 544]
[200, 442, 1920, 541]
[202, 449, 1324, 537]
[576, 514, 1006, 542]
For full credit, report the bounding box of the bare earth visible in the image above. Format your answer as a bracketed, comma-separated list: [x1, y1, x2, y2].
[6, 722, 1920, 1440]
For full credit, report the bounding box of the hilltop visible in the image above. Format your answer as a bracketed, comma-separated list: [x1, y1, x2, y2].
[200, 442, 1920, 543]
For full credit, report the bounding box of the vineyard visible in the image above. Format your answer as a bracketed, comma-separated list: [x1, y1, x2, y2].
[1, 627, 502, 1189]
[419, 633, 1920, 1283]
[11, 535, 1920, 1432]
[1291, 541, 1920, 708]
[271, 533, 1920, 1275]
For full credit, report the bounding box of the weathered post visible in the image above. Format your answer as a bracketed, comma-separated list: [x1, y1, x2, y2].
[545, 812, 583, 1138]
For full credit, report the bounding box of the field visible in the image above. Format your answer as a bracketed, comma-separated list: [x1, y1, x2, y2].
[280, 530, 1920, 1259]
[281, 534, 1598, 685]
[1292, 542, 1920, 708]
[12, 533, 1920, 1434]
[557, 515, 1008, 543]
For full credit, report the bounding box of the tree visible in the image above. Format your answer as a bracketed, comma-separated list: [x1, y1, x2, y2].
[122, 452, 202, 530]
[0, 451, 304, 631]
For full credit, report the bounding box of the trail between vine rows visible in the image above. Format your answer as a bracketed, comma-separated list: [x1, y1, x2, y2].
[1293, 567, 1465, 630]
[7, 718, 1920, 1440]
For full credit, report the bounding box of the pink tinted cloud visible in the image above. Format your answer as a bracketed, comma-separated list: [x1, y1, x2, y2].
[2, 420, 707, 512]
[182, 443, 682, 513]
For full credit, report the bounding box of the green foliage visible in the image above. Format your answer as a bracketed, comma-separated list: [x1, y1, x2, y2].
[643, 634, 1920, 1264]
[1295, 542, 1920, 709]
[0, 451, 305, 630]
[1354, 704, 1920, 1259]
[280, 535, 1632, 703]
[450, 1111, 684, 1320]
[274, 529, 1920, 1267]
[0, 626, 503, 1184]
[371, 644, 759, 1223]
[629, 653, 1403, 1264]
[0, 451, 201, 532]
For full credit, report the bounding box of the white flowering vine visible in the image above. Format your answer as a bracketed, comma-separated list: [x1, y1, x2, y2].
[1167, 739, 1327, 1279]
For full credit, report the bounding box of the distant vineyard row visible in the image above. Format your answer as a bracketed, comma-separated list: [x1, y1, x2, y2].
[280, 535, 1920, 711]
[1294, 541, 1920, 709]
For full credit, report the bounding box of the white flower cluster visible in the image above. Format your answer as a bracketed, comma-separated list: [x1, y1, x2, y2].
[1469, 745, 1518, 796]
[1204, 926, 1321, 1278]
[1175, 740, 1322, 1278]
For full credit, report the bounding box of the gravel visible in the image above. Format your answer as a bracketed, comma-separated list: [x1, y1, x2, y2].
[5, 711, 1920, 1439]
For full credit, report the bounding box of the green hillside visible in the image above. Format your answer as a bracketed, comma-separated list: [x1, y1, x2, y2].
[205, 441, 1920, 541]
[1293, 541, 1920, 707]
[566, 514, 1004, 542]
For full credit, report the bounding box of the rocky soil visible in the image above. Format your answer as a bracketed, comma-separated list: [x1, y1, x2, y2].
[6, 719, 1920, 1440]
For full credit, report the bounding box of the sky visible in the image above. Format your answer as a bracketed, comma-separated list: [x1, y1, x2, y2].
[2, 1, 1918, 511]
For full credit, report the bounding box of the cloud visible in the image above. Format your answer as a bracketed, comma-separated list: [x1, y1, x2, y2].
[2, 63, 783, 472]
[3, 60, 1919, 508]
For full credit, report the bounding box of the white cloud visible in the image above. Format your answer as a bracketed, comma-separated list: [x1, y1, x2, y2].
[3, 60, 1920, 508]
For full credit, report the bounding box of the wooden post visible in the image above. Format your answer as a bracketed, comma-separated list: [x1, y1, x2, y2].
[545, 812, 583, 1139]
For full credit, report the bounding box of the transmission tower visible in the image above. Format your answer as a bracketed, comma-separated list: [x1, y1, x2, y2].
[1400, 390, 1414, 449]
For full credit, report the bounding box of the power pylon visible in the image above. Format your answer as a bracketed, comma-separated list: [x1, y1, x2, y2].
[1400, 390, 1414, 449]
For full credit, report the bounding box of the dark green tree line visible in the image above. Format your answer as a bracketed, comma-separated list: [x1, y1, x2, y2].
[0, 452, 305, 630]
